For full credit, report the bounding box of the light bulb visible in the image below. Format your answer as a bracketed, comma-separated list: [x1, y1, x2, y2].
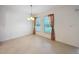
[27, 17, 34, 21]
[31, 17, 34, 20]
[30, 17, 33, 19]
[27, 17, 30, 20]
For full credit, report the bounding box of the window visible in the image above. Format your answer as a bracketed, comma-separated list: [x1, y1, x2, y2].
[44, 16, 52, 33]
[35, 16, 40, 32]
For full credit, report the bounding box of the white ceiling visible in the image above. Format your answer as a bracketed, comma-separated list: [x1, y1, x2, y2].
[28, 5, 55, 15]
[1, 5, 79, 16]
[0, 5, 79, 16]
[1, 5, 55, 15]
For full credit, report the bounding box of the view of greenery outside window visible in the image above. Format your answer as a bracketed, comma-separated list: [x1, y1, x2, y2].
[43, 16, 52, 33]
[35, 16, 40, 32]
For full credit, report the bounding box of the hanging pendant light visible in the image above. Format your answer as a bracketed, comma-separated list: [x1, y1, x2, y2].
[27, 5, 34, 21]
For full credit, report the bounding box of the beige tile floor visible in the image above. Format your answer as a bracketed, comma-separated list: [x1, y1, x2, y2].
[0, 35, 79, 54]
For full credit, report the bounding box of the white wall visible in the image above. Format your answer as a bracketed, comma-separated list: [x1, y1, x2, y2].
[54, 6, 79, 47]
[0, 5, 33, 41]
[36, 6, 79, 48]
[0, 6, 6, 41]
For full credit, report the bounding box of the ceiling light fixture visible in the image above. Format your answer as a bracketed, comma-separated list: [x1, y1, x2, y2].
[27, 5, 34, 21]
